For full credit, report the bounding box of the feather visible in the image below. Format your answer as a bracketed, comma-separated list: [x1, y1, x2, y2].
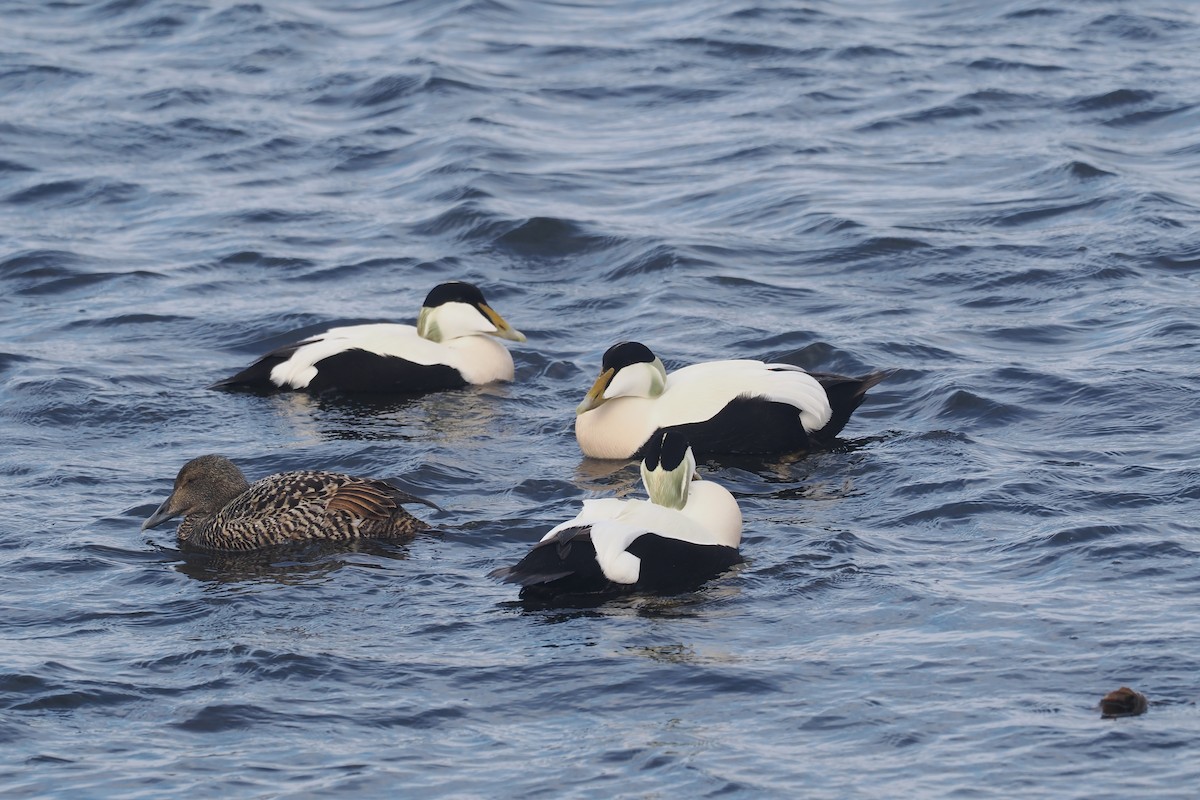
[575, 341, 888, 459]
[142, 455, 435, 552]
[210, 282, 524, 394]
[493, 432, 742, 602]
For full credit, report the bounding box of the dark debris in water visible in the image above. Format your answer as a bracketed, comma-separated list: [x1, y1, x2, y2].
[1100, 686, 1148, 719]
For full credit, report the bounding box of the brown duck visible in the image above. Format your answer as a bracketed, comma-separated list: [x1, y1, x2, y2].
[141, 454, 437, 551]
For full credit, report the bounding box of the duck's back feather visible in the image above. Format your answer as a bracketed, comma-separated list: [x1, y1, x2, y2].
[180, 471, 429, 551]
[212, 322, 514, 393]
[661, 360, 833, 432]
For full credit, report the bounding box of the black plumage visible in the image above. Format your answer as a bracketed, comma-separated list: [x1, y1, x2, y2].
[807, 371, 891, 445]
[211, 340, 469, 395]
[490, 526, 742, 601]
[491, 527, 608, 590]
[643, 397, 812, 458]
[288, 349, 465, 394]
[574, 340, 891, 459]
[209, 281, 524, 394]
[209, 340, 307, 392]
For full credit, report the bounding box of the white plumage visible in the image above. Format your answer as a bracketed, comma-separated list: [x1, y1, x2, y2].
[492, 431, 742, 598]
[541, 477, 743, 585]
[211, 281, 525, 394]
[575, 341, 886, 460]
[266, 322, 518, 388]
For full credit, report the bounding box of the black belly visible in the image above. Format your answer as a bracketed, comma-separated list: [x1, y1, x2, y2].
[647, 397, 812, 457]
[304, 350, 467, 394]
[495, 527, 741, 605]
[624, 534, 742, 593]
[212, 344, 467, 395]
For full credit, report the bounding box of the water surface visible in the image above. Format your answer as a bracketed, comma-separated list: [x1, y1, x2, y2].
[2, 1, 1199, 797]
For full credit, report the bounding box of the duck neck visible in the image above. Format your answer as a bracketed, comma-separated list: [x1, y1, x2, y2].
[177, 474, 250, 548]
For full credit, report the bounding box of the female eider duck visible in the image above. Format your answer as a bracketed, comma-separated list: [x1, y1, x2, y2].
[574, 341, 889, 460]
[491, 431, 742, 600]
[141, 454, 438, 551]
[211, 281, 525, 394]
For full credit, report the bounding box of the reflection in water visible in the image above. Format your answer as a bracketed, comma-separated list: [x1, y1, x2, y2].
[505, 578, 743, 617]
[170, 538, 412, 585]
[572, 457, 641, 495]
[270, 385, 509, 444]
[625, 643, 696, 664]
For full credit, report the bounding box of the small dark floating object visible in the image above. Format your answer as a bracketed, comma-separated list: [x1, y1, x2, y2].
[210, 281, 525, 394]
[142, 454, 438, 552]
[574, 340, 890, 459]
[1100, 686, 1148, 718]
[491, 431, 742, 603]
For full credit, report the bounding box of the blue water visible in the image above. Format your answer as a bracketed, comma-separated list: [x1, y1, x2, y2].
[2, 0, 1199, 796]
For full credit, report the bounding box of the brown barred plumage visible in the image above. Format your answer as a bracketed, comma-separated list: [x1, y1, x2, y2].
[142, 454, 436, 552]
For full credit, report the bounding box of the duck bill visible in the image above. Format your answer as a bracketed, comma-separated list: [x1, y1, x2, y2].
[576, 367, 615, 415]
[480, 304, 526, 343]
[141, 494, 180, 531]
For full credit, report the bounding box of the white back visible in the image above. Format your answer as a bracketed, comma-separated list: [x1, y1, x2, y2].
[541, 479, 742, 585]
[576, 358, 834, 458]
[269, 322, 514, 388]
[662, 360, 832, 431]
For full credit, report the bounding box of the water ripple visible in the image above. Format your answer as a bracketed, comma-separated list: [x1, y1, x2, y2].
[2, 0, 1199, 797]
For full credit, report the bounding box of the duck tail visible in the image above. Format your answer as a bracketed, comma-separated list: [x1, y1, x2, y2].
[810, 369, 893, 444]
[489, 526, 599, 589]
[382, 480, 443, 512]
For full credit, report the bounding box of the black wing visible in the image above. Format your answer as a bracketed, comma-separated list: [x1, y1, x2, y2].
[209, 340, 311, 391]
[490, 526, 620, 596]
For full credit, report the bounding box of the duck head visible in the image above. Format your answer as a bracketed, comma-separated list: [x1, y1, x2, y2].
[576, 341, 667, 414]
[416, 281, 526, 344]
[142, 454, 251, 530]
[639, 430, 698, 510]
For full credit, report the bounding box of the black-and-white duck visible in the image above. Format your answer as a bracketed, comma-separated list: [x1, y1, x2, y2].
[574, 341, 888, 459]
[210, 281, 525, 394]
[141, 454, 438, 551]
[491, 431, 742, 599]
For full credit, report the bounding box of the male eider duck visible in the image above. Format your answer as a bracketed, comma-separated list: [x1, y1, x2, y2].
[210, 281, 525, 394]
[141, 454, 437, 551]
[491, 431, 742, 600]
[574, 341, 889, 460]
